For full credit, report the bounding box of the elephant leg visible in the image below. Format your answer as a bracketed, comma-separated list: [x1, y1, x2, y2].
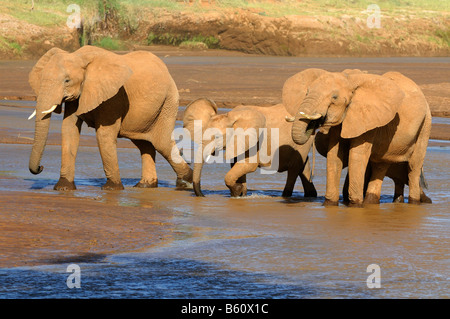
[364, 162, 390, 204]
[282, 166, 298, 198]
[342, 173, 349, 204]
[230, 161, 248, 196]
[149, 94, 193, 189]
[324, 126, 345, 206]
[54, 101, 83, 191]
[95, 120, 124, 190]
[132, 139, 158, 188]
[408, 116, 431, 204]
[393, 179, 405, 203]
[348, 136, 374, 207]
[152, 137, 193, 189]
[225, 161, 258, 197]
[298, 157, 317, 198]
[408, 164, 424, 205]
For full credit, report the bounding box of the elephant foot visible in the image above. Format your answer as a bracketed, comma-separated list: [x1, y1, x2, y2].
[408, 197, 421, 205]
[348, 201, 364, 208]
[420, 193, 432, 204]
[364, 193, 380, 205]
[102, 179, 124, 190]
[54, 177, 76, 191]
[323, 198, 339, 206]
[229, 183, 247, 197]
[282, 189, 293, 198]
[304, 189, 318, 198]
[393, 194, 405, 203]
[176, 178, 193, 190]
[134, 179, 158, 188]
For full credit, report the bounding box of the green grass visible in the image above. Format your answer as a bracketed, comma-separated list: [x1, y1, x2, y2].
[0, 37, 23, 55]
[435, 29, 450, 47]
[93, 36, 125, 50]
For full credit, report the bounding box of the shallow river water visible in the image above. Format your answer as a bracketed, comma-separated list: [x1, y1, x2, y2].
[0, 103, 449, 299]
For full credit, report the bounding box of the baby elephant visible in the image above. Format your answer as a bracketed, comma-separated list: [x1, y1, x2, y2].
[182, 98, 317, 197]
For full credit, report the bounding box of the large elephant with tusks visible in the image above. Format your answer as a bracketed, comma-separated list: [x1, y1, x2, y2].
[28, 45, 192, 190]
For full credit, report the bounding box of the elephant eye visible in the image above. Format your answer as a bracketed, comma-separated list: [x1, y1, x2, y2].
[64, 78, 71, 84]
[332, 94, 338, 100]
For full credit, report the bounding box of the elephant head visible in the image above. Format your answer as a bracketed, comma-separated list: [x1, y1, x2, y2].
[291, 72, 405, 145]
[27, 45, 133, 175]
[282, 68, 328, 116]
[182, 99, 265, 196]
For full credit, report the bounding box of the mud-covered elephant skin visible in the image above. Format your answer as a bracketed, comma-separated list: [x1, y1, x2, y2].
[28, 45, 192, 191]
[182, 98, 317, 198]
[289, 70, 431, 207]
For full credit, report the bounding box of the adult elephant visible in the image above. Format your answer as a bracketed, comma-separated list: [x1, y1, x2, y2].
[182, 98, 317, 198]
[289, 70, 432, 207]
[28, 45, 192, 190]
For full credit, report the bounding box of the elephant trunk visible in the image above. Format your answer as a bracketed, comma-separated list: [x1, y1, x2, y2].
[29, 111, 52, 175]
[291, 95, 324, 145]
[193, 161, 205, 197]
[292, 120, 315, 145]
[29, 88, 64, 175]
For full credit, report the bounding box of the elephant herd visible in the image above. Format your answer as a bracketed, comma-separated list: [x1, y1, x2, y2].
[27, 46, 432, 207]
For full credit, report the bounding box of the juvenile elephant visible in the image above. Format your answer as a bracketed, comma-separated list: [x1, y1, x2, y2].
[182, 98, 317, 198]
[28, 45, 192, 190]
[289, 70, 432, 207]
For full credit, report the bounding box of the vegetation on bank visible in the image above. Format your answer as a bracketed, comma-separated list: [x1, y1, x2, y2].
[0, 0, 448, 58]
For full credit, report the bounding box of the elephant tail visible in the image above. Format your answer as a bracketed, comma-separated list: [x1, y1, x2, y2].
[420, 167, 428, 190]
[309, 138, 316, 182]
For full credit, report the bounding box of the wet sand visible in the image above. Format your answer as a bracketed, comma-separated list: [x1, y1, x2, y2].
[0, 188, 172, 268]
[0, 50, 449, 298]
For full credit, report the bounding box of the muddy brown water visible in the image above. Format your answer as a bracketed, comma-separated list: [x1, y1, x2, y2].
[0, 103, 449, 298]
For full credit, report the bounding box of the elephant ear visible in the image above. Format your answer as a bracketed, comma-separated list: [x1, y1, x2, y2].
[29, 47, 67, 95]
[227, 106, 266, 154]
[282, 68, 328, 116]
[341, 74, 405, 139]
[182, 98, 218, 140]
[76, 51, 133, 116]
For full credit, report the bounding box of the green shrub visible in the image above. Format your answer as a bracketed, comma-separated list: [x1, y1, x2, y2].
[93, 36, 123, 50]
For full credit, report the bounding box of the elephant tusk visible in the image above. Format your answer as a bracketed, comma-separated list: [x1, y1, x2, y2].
[27, 110, 37, 120]
[298, 111, 322, 120]
[285, 115, 296, 122]
[42, 104, 58, 114]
